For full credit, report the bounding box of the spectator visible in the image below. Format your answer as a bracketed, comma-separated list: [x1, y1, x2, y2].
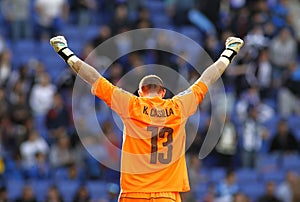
[203, 35, 222, 61]
[44, 185, 64, 202]
[8, 79, 28, 105]
[166, 0, 195, 26]
[277, 171, 298, 202]
[0, 88, 8, 120]
[229, 7, 251, 38]
[106, 62, 124, 86]
[29, 73, 56, 116]
[1, 0, 32, 41]
[26, 152, 51, 180]
[187, 154, 207, 189]
[246, 48, 273, 99]
[9, 93, 32, 127]
[240, 105, 269, 168]
[215, 114, 238, 168]
[49, 135, 74, 168]
[269, 119, 299, 154]
[34, 0, 69, 40]
[72, 0, 97, 26]
[0, 186, 8, 202]
[258, 181, 282, 202]
[106, 183, 119, 202]
[66, 162, 84, 181]
[236, 87, 275, 123]
[20, 130, 49, 168]
[215, 170, 239, 202]
[291, 175, 300, 202]
[269, 27, 297, 79]
[15, 185, 37, 202]
[109, 3, 131, 35]
[54, 161, 85, 181]
[0, 36, 5, 54]
[134, 7, 153, 28]
[89, 25, 118, 62]
[278, 61, 300, 117]
[0, 49, 12, 88]
[188, 1, 218, 36]
[46, 92, 70, 139]
[270, 0, 291, 29]
[7, 64, 34, 97]
[90, 25, 112, 48]
[232, 192, 249, 202]
[203, 183, 215, 202]
[2, 153, 25, 180]
[72, 186, 91, 202]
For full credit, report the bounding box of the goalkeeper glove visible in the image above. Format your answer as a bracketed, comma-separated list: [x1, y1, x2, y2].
[220, 37, 244, 65]
[50, 36, 79, 66]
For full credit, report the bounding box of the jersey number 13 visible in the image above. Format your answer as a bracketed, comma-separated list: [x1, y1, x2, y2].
[147, 126, 173, 164]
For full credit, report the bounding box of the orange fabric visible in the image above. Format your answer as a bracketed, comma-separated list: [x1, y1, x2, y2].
[92, 76, 208, 193]
[119, 192, 181, 202]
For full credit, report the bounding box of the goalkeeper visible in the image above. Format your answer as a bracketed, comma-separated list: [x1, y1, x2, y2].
[50, 35, 243, 202]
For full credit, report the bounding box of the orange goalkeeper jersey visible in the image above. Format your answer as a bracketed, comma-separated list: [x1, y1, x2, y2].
[92, 77, 208, 193]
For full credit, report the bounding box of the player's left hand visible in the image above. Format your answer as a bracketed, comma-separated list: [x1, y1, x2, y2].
[50, 36, 68, 53]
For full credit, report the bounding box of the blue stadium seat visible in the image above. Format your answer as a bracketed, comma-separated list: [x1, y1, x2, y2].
[239, 181, 265, 201]
[295, 130, 300, 141]
[67, 39, 84, 55]
[180, 26, 202, 43]
[11, 40, 37, 55]
[56, 180, 80, 202]
[193, 183, 208, 200]
[40, 53, 66, 80]
[281, 154, 300, 171]
[61, 25, 82, 41]
[236, 168, 259, 184]
[83, 25, 100, 42]
[29, 180, 52, 202]
[145, 1, 165, 13]
[10, 40, 39, 69]
[262, 170, 285, 184]
[6, 180, 25, 201]
[38, 41, 53, 56]
[86, 181, 107, 200]
[256, 154, 280, 173]
[208, 168, 225, 183]
[151, 14, 171, 28]
[287, 115, 300, 135]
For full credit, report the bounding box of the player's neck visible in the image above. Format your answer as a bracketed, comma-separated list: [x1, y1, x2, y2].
[143, 93, 161, 98]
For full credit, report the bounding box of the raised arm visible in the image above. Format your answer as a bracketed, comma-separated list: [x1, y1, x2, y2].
[50, 36, 134, 118]
[198, 37, 244, 87]
[50, 36, 101, 85]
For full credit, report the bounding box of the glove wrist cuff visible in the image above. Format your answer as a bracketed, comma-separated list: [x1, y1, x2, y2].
[219, 56, 230, 66]
[57, 47, 75, 63]
[67, 55, 79, 67]
[221, 48, 237, 63]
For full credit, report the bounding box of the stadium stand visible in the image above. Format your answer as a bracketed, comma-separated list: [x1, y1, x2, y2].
[0, 0, 300, 201]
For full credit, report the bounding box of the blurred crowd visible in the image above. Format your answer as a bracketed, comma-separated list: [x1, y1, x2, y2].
[1, 0, 300, 201]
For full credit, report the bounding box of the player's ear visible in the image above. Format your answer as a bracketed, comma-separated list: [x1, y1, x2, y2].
[161, 89, 166, 98]
[138, 89, 144, 97]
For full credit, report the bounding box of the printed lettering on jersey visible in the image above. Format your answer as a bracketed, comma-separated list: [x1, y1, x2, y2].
[142, 107, 174, 118]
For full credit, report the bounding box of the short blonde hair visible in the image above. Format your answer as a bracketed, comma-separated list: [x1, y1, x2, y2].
[139, 75, 163, 90]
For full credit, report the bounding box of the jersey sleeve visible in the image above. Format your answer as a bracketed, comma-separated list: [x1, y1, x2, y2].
[173, 81, 208, 117]
[91, 76, 135, 118]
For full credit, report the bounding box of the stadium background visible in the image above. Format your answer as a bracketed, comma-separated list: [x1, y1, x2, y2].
[0, 0, 300, 201]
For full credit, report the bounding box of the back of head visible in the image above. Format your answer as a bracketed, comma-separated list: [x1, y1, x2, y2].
[139, 75, 163, 94]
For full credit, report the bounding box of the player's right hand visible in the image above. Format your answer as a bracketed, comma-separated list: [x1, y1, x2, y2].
[225, 37, 244, 54]
[50, 36, 68, 53]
